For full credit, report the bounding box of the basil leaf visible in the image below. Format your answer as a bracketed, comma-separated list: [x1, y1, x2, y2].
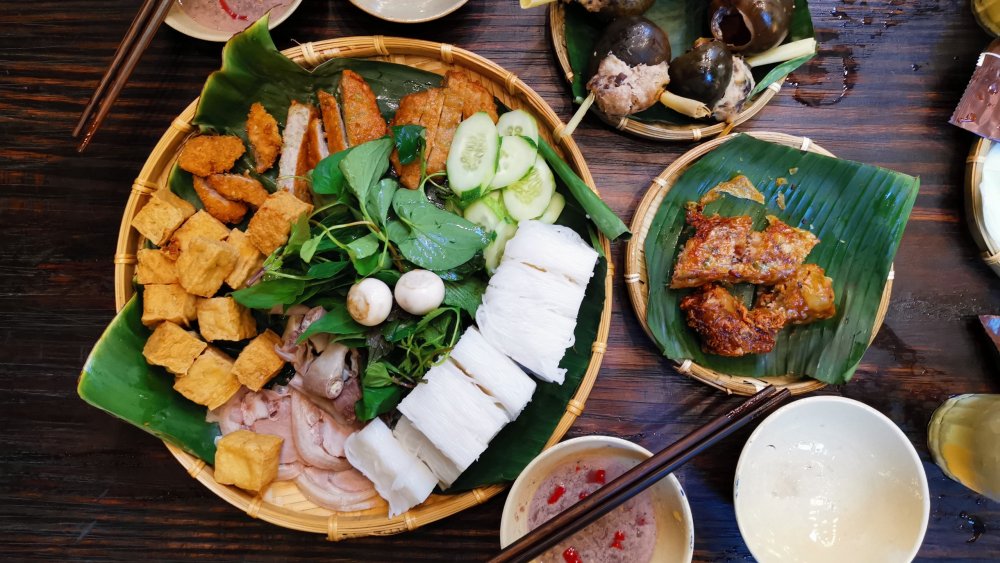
[367, 178, 399, 229]
[362, 361, 395, 388]
[300, 235, 322, 263]
[340, 138, 394, 216]
[312, 148, 352, 196]
[299, 304, 365, 342]
[306, 260, 349, 280]
[388, 189, 491, 270]
[347, 233, 380, 259]
[232, 278, 306, 309]
[391, 124, 425, 165]
[284, 214, 311, 255]
[444, 277, 487, 317]
[355, 385, 403, 421]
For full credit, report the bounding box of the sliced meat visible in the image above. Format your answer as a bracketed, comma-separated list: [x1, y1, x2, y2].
[246, 102, 281, 173]
[192, 175, 248, 224]
[295, 466, 380, 512]
[276, 100, 316, 203]
[390, 88, 443, 189]
[318, 90, 349, 154]
[178, 135, 245, 177]
[340, 69, 388, 147]
[305, 116, 329, 170]
[206, 173, 269, 208]
[209, 385, 302, 481]
[444, 70, 499, 122]
[290, 389, 359, 470]
[425, 84, 464, 177]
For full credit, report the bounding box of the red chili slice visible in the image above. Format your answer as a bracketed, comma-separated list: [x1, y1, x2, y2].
[219, 0, 249, 20]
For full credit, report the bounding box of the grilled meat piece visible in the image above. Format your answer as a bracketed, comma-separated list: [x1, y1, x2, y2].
[340, 69, 388, 147]
[277, 101, 316, 203]
[206, 173, 269, 208]
[755, 264, 836, 325]
[318, 90, 349, 154]
[680, 283, 786, 356]
[246, 103, 281, 173]
[178, 135, 245, 177]
[742, 215, 820, 285]
[192, 175, 248, 224]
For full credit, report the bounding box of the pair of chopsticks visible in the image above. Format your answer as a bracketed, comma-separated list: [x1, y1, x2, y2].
[73, 0, 174, 153]
[490, 385, 791, 562]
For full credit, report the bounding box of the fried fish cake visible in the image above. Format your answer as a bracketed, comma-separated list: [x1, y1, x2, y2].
[206, 173, 270, 208]
[178, 135, 245, 177]
[680, 283, 787, 357]
[192, 176, 248, 224]
[390, 88, 443, 189]
[341, 69, 388, 147]
[444, 70, 499, 122]
[755, 264, 836, 325]
[246, 103, 281, 173]
[318, 90, 349, 154]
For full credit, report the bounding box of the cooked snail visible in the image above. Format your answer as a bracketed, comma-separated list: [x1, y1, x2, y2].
[709, 0, 795, 55]
[668, 39, 755, 122]
[584, 16, 672, 117]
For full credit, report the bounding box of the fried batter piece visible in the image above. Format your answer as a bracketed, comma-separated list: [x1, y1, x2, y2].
[755, 264, 836, 324]
[680, 284, 787, 356]
[340, 69, 388, 147]
[192, 176, 248, 224]
[445, 70, 499, 122]
[743, 215, 820, 285]
[178, 135, 245, 177]
[206, 174, 269, 208]
[246, 103, 281, 173]
[318, 90, 349, 154]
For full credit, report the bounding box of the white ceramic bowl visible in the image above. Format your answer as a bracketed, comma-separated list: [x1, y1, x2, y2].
[500, 436, 694, 562]
[734, 396, 930, 563]
[348, 0, 469, 23]
[164, 0, 303, 42]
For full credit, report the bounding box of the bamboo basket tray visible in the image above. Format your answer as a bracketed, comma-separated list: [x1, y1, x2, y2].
[113, 36, 614, 540]
[549, 4, 782, 142]
[964, 138, 1000, 277]
[624, 132, 893, 396]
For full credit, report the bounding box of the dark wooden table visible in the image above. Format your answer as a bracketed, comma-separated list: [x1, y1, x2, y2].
[1, 0, 998, 560]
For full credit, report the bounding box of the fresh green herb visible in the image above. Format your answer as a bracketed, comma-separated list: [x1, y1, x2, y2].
[367, 178, 399, 228]
[387, 188, 492, 270]
[341, 138, 394, 219]
[306, 260, 349, 280]
[355, 385, 403, 421]
[392, 124, 426, 165]
[362, 361, 395, 388]
[443, 277, 487, 317]
[232, 278, 306, 308]
[298, 304, 365, 343]
[311, 148, 352, 196]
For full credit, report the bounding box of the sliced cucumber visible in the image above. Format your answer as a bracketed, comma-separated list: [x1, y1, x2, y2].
[484, 222, 518, 274]
[497, 110, 539, 145]
[537, 192, 566, 224]
[490, 136, 537, 190]
[447, 112, 499, 197]
[503, 155, 555, 221]
[464, 197, 502, 231]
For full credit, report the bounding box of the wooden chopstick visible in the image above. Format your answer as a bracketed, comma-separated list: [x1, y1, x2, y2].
[490, 385, 791, 563]
[73, 0, 174, 152]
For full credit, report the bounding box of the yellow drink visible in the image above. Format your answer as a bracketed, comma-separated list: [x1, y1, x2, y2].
[928, 394, 1000, 501]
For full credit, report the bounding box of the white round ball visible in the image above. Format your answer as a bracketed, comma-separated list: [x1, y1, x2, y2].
[347, 278, 393, 326]
[394, 270, 446, 316]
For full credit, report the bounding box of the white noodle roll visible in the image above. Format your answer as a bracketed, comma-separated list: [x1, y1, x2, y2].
[393, 416, 463, 489]
[484, 261, 588, 319]
[501, 220, 599, 288]
[397, 361, 510, 471]
[476, 299, 576, 384]
[449, 326, 536, 420]
[343, 418, 437, 517]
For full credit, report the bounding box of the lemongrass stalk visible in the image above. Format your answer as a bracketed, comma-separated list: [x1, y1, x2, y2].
[520, 0, 558, 7]
[560, 92, 595, 139]
[659, 90, 712, 119]
[745, 38, 818, 68]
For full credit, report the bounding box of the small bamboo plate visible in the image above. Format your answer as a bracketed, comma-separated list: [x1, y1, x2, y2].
[964, 138, 1000, 277]
[624, 132, 893, 396]
[114, 36, 613, 540]
[549, 4, 782, 142]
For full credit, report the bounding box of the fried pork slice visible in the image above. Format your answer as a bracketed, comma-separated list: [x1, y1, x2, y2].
[340, 69, 388, 147]
[755, 264, 836, 325]
[318, 90, 349, 153]
[444, 70, 499, 122]
[276, 101, 316, 203]
[305, 116, 329, 170]
[246, 102, 281, 173]
[207, 173, 269, 208]
[390, 88, 444, 188]
[680, 284, 787, 357]
[192, 176, 248, 224]
[177, 135, 245, 177]
[742, 215, 820, 285]
[425, 80, 465, 176]
[670, 207, 754, 289]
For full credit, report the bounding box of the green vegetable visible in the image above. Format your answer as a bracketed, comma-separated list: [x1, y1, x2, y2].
[644, 134, 918, 384]
[356, 385, 403, 421]
[232, 278, 306, 308]
[341, 138, 394, 219]
[362, 361, 396, 388]
[299, 303, 365, 342]
[387, 188, 492, 270]
[306, 260, 349, 280]
[311, 149, 352, 196]
[392, 124, 426, 165]
[367, 178, 399, 229]
[443, 277, 488, 317]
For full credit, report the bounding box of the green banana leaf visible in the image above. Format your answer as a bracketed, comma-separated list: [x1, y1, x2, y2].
[80, 18, 613, 490]
[563, 0, 816, 125]
[644, 134, 919, 384]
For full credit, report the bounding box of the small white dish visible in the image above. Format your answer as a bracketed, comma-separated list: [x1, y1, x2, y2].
[734, 396, 930, 563]
[348, 0, 468, 23]
[164, 0, 303, 42]
[500, 435, 694, 562]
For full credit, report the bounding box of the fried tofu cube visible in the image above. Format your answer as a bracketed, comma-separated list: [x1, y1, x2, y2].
[176, 236, 239, 297]
[247, 190, 313, 256]
[232, 329, 285, 391]
[173, 346, 240, 409]
[197, 297, 258, 342]
[131, 189, 197, 246]
[141, 283, 198, 327]
[167, 210, 231, 256]
[143, 321, 207, 375]
[136, 248, 178, 285]
[225, 229, 264, 289]
[213, 429, 283, 493]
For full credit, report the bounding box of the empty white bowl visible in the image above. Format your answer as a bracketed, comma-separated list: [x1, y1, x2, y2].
[734, 396, 930, 563]
[165, 0, 303, 42]
[348, 0, 469, 23]
[500, 435, 694, 562]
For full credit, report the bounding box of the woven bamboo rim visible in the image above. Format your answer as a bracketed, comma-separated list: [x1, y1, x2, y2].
[624, 132, 894, 396]
[964, 138, 1000, 277]
[548, 4, 783, 142]
[113, 36, 614, 540]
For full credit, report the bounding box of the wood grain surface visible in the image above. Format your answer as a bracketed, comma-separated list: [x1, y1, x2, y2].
[1, 0, 998, 560]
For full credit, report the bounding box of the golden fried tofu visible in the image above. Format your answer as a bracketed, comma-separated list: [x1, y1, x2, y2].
[131, 189, 197, 247]
[318, 89, 349, 153]
[213, 430, 283, 492]
[173, 347, 240, 409]
[143, 321, 207, 375]
[680, 284, 786, 357]
[136, 248, 178, 285]
[167, 210, 231, 257]
[246, 102, 281, 173]
[341, 69, 388, 147]
[755, 264, 836, 325]
[671, 207, 754, 289]
[141, 283, 198, 328]
[193, 176, 248, 225]
[176, 236, 239, 297]
[197, 297, 258, 342]
[232, 329, 285, 391]
[177, 135, 245, 177]
[225, 228, 264, 289]
[246, 190, 314, 256]
[742, 216, 820, 285]
[207, 173, 269, 208]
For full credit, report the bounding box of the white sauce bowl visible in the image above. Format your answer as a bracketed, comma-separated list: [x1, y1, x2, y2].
[734, 396, 930, 563]
[348, 0, 469, 23]
[500, 435, 695, 562]
[164, 0, 303, 42]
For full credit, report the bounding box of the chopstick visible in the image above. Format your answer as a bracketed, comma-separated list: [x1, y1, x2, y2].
[73, 0, 174, 153]
[489, 385, 791, 563]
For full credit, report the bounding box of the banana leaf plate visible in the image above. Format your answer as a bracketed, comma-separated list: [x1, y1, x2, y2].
[625, 132, 919, 395]
[78, 21, 616, 539]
